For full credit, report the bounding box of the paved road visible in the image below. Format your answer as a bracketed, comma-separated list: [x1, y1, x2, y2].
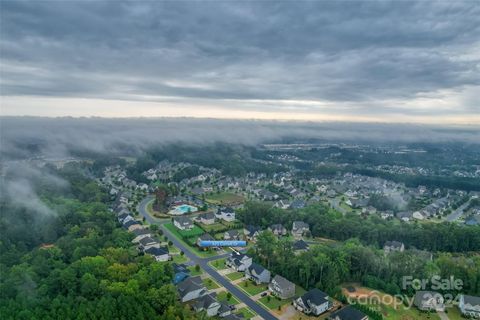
[446, 198, 471, 222]
[137, 196, 276, 320]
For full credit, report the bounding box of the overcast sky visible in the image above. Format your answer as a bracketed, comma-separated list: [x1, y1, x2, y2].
[1, 1, 479, 124]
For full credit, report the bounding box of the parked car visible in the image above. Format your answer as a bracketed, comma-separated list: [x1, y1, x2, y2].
[260, 292, 268, 297]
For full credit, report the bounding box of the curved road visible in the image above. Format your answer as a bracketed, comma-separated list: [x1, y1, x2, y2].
[138, 196, 276, 320]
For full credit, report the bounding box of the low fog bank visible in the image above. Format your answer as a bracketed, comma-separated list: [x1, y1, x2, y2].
[1, 117, 479, 159]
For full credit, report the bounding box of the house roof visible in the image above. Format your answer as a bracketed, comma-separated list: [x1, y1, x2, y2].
[293, 240, 309, 251]
[272, 275, 294, 290]
[225, 230, 240, 237]
[145, 246, 169, 256]
[292, 221, 309, 231]
[139, 236, 158, 246]
[248, 262, 267, 276]
[123, 220, 141, 229]
[245, 225, 261, 235]
[132, 228, 151, 236]
[198, 233, 215, 241]
[384, 241, 404, 249]
[270, 224, 285, 232]
[330, 305, 367, 320]
[219, 206, 235, 213]
[463, 294, 480, 307]
[174, 216, 193, 226]
[193, 293, 218, 310]
[199, 212, 215, 220]
[177, 276, 204, 298]
[300, 288, 329, 306]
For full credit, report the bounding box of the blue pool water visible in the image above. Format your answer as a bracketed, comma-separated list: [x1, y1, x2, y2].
[175, 204, 198, 214]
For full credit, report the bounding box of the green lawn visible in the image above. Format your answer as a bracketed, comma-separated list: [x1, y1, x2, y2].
[237, 280, 268, 296]
[226, 272, 244, 281]
[210, 258, 227, 270]
[164, 222, 204, 238]
[163, 223, 218, 258]
[235, 307, 256, 319]
[188, 266, 204, 276]
[205, 192, 245, 205]
[200, 222, 228, 233]
[258, 295, 290, 310]
[217, 291, 239, 305]
[203, 278, 220, 290]
[171, 254, 188, 263]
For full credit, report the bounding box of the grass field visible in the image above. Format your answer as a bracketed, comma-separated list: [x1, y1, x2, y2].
[188, 265, 204, 276]
[238, 280, 269, 296]
[164, 222, 204, 238]
[235, 307, 256, 319]
[205, 192, 245, 205]
[217, 291, 240, 305]
[342, 284, 442, 320]
[171, 254, 188, 263]
[258, 295, 290, 310]
[226, 272, 244, 281]
[210, 257, 227, 270]
[199, 222, 228, 233]
[203, 277, 220, 290]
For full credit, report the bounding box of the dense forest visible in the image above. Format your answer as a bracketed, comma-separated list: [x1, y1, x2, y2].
[0, 164, 197, 320]
[249, 231, 480, 299]
[239, 202, 480, 253]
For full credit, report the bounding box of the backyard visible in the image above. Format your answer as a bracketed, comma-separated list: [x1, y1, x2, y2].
[205, 192, 245, 205]
[237, 280, 269, 296]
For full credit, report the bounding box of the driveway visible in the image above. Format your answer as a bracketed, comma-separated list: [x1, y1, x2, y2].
[138, 196, 277, 320]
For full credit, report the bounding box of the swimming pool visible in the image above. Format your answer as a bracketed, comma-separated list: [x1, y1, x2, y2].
[168, 204, 198, 215]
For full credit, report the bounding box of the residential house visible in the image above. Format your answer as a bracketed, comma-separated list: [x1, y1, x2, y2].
[275, 200, 290, 209]
[244, 225, 261, 241]
[217, 303, 232, 318]
[177, 276, 207, 303]
[413, 291, 445, 311]
[123, 220, 143, 232]
[396, 211, 413, 222]
[224, 230, 241, 241]
[174, 216, 194, 230]
[131, 228, 152, 243]
[292, 221, 310, 238]
[192, 293, 221, 317]
[216, 207, 236, 222]
[269, 224, 287, 236]
[118, 213, 133, 224]
[294, 288, 332, 316]
[289, 199, 306, 210]
[269, 275, 295, 299]
[459, 294, 480, 318]
[245, 263, 271, 284]
[138, 236, 160, 251]
[145, 246, 170, 262]
[383, 241, 405, 254]
[293, 240, 310, 253]
[198, 212, 216, 225]
[226, 252, 252, 272]
[173, 263, 190, 284]
[329, 305, 368, 320]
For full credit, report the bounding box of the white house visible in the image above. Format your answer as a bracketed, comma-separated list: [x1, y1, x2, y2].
[294, 288, 331, 316]
[226, 252, 252, 272]
[177, 276, 207, 302]
[216, 207, 236, 222]
[459, 294, 480, 318]
[145, 246, 170, 262]
[245, 263, 271, 284]
[173, 216, 194, 230]
[192, 293, 221, 317]
[269, 275, 295, 299]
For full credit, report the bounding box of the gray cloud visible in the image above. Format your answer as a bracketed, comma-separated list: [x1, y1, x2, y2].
[1, 1, 479, 118]
[1, 117, 479, 161]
